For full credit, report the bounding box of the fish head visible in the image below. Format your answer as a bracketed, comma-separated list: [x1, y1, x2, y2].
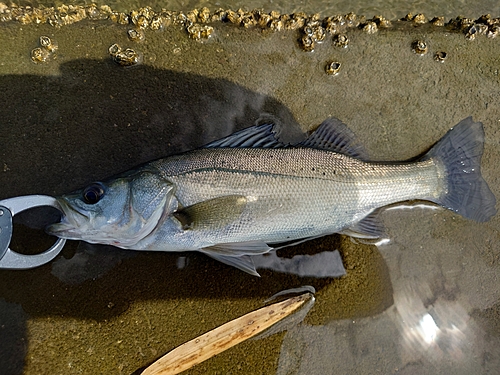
[47, 169, 175, 247]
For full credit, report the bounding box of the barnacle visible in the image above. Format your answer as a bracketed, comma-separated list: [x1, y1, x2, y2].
[109, 43, 140, 66]
[430, 17, 445, 26]
[257, 13, 271, 28]
[345, 12, 360, 28]
[130, 7, 157, 28]
[372, 15, 391, 28]
[128, 29, 145, 41]
[466, 25, 477, 40]
[109, 12, 129, 25]
[198, 7, 211, 23]
[149, 15, 163, 30]
[434, 51, 447, 63]
[412, 40, 428, 55]
[39, 35, 58, 52]
[333, 34, 349, 48]
[285, 13, 305, 30]
[487, 25, 499, 38]
[362, 21, 377, 34]
[30, 47, 50, 63]
[114, 49, 140, 66]
[412, 13, 426, 24]
[300, 35, 315, 52]
[325, 61, 341, 75]
[303, 20, 325, 42]
[186, 23, 214, 40]
[108, 43, 121, 56]
[226, 9, 241, 24]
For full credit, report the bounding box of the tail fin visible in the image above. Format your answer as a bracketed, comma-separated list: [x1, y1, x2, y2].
[424, 117, 496, 222]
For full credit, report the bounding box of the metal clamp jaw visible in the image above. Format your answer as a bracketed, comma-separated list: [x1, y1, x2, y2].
[0, 195, 66, 269]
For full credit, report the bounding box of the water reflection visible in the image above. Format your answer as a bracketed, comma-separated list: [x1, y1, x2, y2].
[253, 250, 346, 278]
[394, 283, 472, 364]
[276, 206, 500, 374]
[277, 279, 500, 374]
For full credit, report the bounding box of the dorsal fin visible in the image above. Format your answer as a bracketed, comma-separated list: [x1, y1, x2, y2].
[203, 123, 288, 149]
[299, 117, 368, 159]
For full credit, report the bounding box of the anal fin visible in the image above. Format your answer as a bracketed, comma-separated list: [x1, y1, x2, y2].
[340, 210, 385, 239]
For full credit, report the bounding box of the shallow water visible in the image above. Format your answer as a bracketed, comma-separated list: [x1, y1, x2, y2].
[0, 2, 499, 374]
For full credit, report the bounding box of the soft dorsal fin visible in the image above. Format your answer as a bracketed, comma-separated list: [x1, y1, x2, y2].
[203, 123, 288, 149]
[299, 117, 368, 159]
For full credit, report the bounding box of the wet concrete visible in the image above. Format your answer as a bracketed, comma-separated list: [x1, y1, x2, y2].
[0, 6, 499, 375]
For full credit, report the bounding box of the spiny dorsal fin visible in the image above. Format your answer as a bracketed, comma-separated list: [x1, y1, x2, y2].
[173, 195, 247, 230]
[203, 124, 287, 149]
[299, 117, 368, 159]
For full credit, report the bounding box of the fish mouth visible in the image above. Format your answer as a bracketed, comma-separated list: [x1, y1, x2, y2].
[45, 198, 89, 240]
[46, 221, 82, 239]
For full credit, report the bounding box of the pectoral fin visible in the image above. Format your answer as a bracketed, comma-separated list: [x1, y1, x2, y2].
[173, 195, 247, 230]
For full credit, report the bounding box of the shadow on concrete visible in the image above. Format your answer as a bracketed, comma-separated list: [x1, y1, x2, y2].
[0, 59, 392, 374]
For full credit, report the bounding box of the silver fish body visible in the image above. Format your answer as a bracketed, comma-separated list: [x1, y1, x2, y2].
[138, 148, 440, 249]
[48, 117, 496, 275]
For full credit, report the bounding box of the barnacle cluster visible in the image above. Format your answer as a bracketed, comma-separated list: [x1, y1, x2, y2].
[221, 9, 307, 31]
[300, 13, 396, 51]
[299, 16, 326, 52]
[1, 3, 499, 51]
[31, 35, 57, 63]
[399, 12, 500, 40]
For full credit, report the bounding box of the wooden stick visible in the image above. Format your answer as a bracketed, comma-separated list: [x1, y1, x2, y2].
[142, 293, 311, 375]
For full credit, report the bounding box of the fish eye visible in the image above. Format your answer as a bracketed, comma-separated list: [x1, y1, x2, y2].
[82, 183, 105, 204]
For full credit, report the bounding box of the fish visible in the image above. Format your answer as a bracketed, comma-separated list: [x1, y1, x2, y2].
[47, 117, 497, 276]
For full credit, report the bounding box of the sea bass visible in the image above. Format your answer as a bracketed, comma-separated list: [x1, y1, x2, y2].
[47, 117, 496, 275]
